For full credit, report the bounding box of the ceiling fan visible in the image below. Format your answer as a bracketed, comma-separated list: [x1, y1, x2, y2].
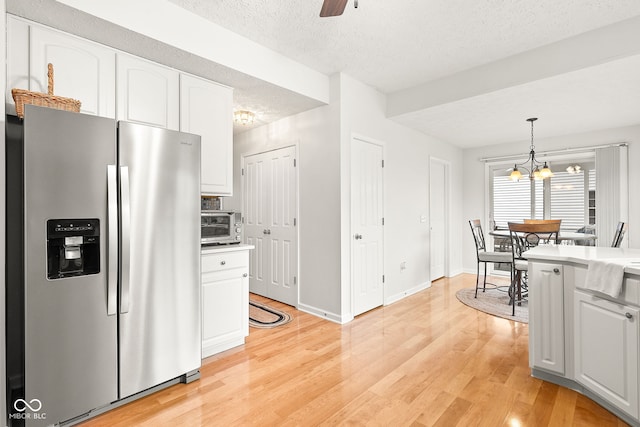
[320, 0, 358, 17]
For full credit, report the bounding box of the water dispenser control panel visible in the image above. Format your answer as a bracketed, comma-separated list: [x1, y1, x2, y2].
[46, 218, 100, 279]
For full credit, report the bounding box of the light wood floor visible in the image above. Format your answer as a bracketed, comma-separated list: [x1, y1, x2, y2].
[82, 274, 629, 426]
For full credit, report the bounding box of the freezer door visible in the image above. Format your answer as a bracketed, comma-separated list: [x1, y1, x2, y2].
[118, 121, 201, 398]
[21, 105, 118, 426]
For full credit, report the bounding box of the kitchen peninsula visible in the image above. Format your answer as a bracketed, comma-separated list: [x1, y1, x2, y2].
[525, 245, 640, 427]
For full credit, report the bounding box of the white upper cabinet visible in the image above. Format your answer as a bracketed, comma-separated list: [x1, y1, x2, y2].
[30, 25, 116, 118]
[117, 54, 179, 130]
[180, 74, 233, 195]
[6, 16, 30, 115]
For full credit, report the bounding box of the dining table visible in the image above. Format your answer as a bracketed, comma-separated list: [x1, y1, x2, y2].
[489, 228, 597, 244]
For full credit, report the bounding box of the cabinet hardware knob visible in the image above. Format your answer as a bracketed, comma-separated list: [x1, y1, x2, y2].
[354, 234, 362, 240]
[553, 268, 560, 273]
[220, 260, 226, 265]
[626, 312, 633, 319]
[243, 273, 248, 277]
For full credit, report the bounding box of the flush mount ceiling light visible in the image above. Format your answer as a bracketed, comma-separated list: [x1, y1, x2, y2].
[233, 110, 255, 126]
[509, 118, 553, 182]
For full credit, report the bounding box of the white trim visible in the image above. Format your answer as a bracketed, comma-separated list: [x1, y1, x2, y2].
[297, 302, 351, 324]
[385, 281, 431, 306]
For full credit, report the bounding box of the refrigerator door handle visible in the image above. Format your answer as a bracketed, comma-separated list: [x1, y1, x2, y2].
[120, 166, 131, 314]
[107, 165, 118, 316]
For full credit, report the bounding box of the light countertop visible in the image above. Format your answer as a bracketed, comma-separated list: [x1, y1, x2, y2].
[524, 245, 640, 275]
[201, 244, 254, 255]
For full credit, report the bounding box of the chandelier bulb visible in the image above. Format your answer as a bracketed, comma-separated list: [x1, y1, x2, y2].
[510, 165, 522, 182]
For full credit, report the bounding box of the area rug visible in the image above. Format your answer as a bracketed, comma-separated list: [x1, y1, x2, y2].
[455, 288, 528, 324]
[249, 300, 292, 328]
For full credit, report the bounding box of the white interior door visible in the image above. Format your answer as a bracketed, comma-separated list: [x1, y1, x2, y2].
[351, 137, 384, 316]
[429, 158, 447, 280]
[264, 147, 297, 306]
[243, 154, 267, 296]
[243, 146, 298, 306]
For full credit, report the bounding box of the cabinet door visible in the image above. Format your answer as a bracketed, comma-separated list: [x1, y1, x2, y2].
[201, 251, 249, 358]
[30, 25, 116, 118]
[574, 290, 639, 419]
[6, 16, 30, 116]
[117, 54, 179, 130]
[180, 74, 233, 195]
[529, 262, 565, 374]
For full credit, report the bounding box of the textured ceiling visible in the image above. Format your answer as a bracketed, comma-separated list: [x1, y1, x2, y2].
[9, 0, 640, 145]
[170, 0, 640, 93]
[393, 54, 640, 147]
[168, 0, 640, 145]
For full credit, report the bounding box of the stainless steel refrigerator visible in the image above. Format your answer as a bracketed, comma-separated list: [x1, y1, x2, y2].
[6, 105, 201, 426]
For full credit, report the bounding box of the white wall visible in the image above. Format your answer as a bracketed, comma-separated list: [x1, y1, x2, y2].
[337, 74, 464, 311]
[462, 124, 640, 273]
[227, 90, 344, 321]
[229, 73, 464, 322]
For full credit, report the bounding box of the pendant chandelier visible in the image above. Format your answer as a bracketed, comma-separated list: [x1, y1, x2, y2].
[509, 118, 553, 182]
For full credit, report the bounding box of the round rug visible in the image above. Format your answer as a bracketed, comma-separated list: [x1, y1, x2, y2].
[455, 287, 528, 324]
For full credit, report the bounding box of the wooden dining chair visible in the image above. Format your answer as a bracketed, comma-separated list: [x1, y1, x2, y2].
[611, 221, 628, 248]
[523, 219, 562, 227]
[469, 219, 513, 298]
[507, 222, 560, 316]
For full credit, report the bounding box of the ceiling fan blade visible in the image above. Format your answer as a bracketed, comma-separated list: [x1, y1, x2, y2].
[320, 0, 348, 17]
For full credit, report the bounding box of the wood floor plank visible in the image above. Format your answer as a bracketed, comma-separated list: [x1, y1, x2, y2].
[80, 274, 631, 426]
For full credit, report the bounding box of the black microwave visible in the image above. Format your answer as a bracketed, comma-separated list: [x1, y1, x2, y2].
[201, 211, 242, 246]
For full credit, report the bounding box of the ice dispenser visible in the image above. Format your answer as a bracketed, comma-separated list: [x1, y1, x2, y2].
[47, 219, 100, 279]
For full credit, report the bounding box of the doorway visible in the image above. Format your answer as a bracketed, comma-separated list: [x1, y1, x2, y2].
[429, 157, 449, 281]
[242, 146, 298, 307]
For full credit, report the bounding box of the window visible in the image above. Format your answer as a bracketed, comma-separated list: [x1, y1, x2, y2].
[490, 158, 595, 231]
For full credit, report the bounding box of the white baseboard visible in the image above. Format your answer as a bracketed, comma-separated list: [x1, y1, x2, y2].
[385, 281, 431, 306]
[449, 268, 465, 276]
[297, 302, 352, 324]
[202, 337, 245, 359]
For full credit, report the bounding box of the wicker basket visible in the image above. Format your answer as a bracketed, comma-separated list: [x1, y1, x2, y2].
[11, 63, 81, 119]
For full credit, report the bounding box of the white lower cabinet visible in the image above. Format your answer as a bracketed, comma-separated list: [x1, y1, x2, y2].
[201, 249, 250, 358]
[574, 289, 639, 419]
[529, 262, 565, 375]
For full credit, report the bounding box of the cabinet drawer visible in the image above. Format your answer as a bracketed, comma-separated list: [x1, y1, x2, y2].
[202, 251, 248, 273]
